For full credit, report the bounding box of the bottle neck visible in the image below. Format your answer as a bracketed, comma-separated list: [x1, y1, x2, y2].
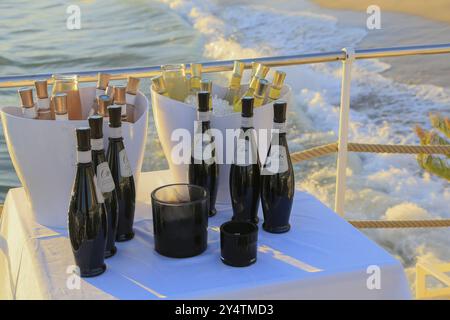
[77, 150, 92, 164]
[36, 97, 50, 110]
[91, 138, 104, 151]
[109, 126, 122, 139]
[55, 113, 68, 121]
[126, 93, 136, 106]
[197, 111, 210, 122]
[241, 116, 253, 129]
[273, 121, 286, 134]
[22, 106, 37, 119]
[95, 88, 105, 97]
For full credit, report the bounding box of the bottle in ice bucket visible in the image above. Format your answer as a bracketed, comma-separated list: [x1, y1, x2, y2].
[229, 97, 261, 224]
[234, 63, 270, 112]
[189, 63, 202, 94]
[225, 60, 245, 105]
[68, 127, 107, 277]
[18, 88, 37, 119]
[53, 93, 69, 121]
[261, 101, 294, 233]
[106, 105, 136, 241]
[97, 95, 112, 118]
[253, 78, 269, 107]
[267, 71, 286, 103]
[125, 76, 140, 123]
[151, 75, 169, 97]
[51, 74, 82, 120]
[200, 79, 213, 110]
[90, 73, 111, 116]
[161, 64, 188, 101]
[34, 80, 53, 120]
[89, 115, 119, 257]
[112, 85, 128, 123]
[188, 91, 219, 217]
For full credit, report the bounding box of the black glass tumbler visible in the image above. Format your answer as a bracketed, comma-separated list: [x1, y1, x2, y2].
[220, 221, 258, 267]
[151, 183, 209, 258]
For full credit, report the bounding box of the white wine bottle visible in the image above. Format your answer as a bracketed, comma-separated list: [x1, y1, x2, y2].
[53, 93, 68, 121]
[112, 85, 128, 123]
[267, 71, 286, 103]
[90, 73, 111, 116]
[151, 75, 169, 97]
[200, 79, 213, 110]
[34, 80, 52, 120]
[18, 88, 37, 119]
[161, 64, 187, 101]
[189, 63, 202, 94]
[254, 78, 270, 107]
[225, 61, 245, 105]
[126, 76, 140, 123]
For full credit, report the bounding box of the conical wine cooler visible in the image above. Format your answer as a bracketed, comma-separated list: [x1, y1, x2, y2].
[151, 84, 292, 205]
[0, 87, 148, 228]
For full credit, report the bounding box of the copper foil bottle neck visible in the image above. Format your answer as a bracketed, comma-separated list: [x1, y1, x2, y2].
[114, 86, 126, 105]
[34, 80, 49, 99]
[18, 88, 34, 108]
[54, 93, 68, 114]
[97, 73, 111, 90]
[98, 95, 112, 117]
[126, 77, 140, 95]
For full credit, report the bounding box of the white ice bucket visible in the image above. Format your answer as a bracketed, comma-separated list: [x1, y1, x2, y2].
[151, 84, 292, 205]
[0, 87, 148, 228]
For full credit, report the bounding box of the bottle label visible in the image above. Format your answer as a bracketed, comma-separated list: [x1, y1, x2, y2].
[96, 162, 115, 193]
[241, 117, 253, 128]
[91, 138, 104, 151]
[126, 93, 136, 106]
[119, 149, 133, 178]
[22, 107, 37, 119]
[235, 128, 258, 166]
[263, 145, 288, 174]
[37, 98, 50, 110]
[93, 174, 105, 203]
[192, 130, 215, 164]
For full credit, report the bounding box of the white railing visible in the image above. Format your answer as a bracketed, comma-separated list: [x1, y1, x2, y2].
[1, 43, 450, 216]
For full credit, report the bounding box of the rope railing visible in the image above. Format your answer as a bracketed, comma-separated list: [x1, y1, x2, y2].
[290, 141, 450, 230]
[290, 142, 450, 163]
[349, 219, 450, 229]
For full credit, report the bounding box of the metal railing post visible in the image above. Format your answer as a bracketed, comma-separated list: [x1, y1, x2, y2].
[334, 48, 355, 216]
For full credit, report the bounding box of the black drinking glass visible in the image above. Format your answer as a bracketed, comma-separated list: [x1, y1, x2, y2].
[151, 183, 209, 258]
[220, 221, 258, 267]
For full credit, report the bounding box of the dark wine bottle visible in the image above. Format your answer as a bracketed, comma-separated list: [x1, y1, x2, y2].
[229, 97, 261, 224]
[68, 128, 107, 277]
[188, 91, 219, 217]
[106, 105, 136, 242]
[89, 115, 119, 257]
[261, 101, 294, 233]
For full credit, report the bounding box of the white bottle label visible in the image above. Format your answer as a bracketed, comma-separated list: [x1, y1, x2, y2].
[235, 129, 258, 166]
[93, 174, 105, 204]
[119, 149, 133, 178]
[96, 162, 115, 193]
[263, 145, 288, 174]
[192, 131, 215, 163]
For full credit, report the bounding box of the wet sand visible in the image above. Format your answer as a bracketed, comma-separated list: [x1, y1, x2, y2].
[313, 0, 450, 25]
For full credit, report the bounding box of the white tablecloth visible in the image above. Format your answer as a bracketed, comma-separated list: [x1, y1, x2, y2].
[0, 170, 411, 299]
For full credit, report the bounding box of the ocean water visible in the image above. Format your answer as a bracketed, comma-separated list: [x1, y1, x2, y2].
[1, 0, 449, 293]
